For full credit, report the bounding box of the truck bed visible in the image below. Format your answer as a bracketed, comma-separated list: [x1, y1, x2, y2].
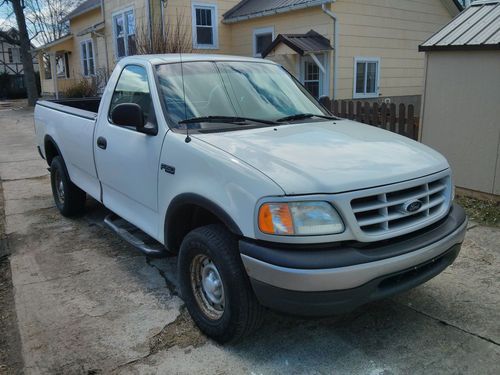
[49, 97, 101, 113]
[34, 97, 101, 201]
[36, 97, 101, 120]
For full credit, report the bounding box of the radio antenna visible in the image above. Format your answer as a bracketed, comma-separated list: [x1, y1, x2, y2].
[179, 52, 191, 143]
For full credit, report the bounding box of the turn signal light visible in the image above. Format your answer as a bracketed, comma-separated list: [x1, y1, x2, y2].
[258, 203, 294, 235]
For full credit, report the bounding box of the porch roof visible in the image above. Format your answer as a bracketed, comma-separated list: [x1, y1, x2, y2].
[262, 30, 333, 57]
[34, 34, 73, 52]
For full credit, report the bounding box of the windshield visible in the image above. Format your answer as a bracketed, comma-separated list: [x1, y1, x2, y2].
[155, 61, 329, 129]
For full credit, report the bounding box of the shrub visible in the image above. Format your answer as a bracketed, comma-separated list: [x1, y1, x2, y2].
[62, 78, 97, 98]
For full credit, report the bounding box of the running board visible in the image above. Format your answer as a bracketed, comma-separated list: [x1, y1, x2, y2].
[104, 214, 165, 257]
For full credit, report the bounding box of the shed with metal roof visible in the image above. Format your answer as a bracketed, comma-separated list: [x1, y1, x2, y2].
[419, 0, 500, 198]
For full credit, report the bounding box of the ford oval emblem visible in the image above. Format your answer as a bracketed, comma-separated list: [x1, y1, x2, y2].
[402, 199, 423, 213]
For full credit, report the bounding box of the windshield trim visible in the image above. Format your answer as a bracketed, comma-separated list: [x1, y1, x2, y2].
[152, 59, 332, 133]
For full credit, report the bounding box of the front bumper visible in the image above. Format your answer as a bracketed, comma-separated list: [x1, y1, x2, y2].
[240, 203, 467, 316]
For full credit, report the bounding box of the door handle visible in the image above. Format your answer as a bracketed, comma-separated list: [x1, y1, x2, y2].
[97, 137, 107, 150]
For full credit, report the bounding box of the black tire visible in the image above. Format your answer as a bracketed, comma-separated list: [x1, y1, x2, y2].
[178, 224, 265, 343]
[50, 156, 86, 217]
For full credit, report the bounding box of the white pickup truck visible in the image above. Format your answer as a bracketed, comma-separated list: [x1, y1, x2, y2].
[35, 54, 467, 343]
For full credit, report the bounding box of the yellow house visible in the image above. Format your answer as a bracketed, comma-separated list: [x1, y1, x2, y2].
[38, 0, 463, 108]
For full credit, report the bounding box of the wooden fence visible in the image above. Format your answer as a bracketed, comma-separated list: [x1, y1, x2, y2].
[319, 98, 419, 140]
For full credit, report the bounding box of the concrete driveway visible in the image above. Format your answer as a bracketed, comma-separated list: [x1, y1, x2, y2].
[0, 105, 499, 375]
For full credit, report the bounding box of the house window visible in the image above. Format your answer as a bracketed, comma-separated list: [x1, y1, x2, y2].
[253, 27, 274, 57]
[353, 57, 380, 99]
[113, 8, 136, 59]
[55, 53, 70, 78]
[192, 3, 218, 49]
[301, 54, 328, 99]
[7, 48, 13, 63]
[43, 53, 52, 80]
[81, 40, 95, 76]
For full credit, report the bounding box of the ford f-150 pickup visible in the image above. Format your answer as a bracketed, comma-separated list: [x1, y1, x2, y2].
[34, 54, 467, 343]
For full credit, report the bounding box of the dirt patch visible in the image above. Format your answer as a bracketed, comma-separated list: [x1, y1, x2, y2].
[456, 196, 500, 227]
[149, 307, 207, 354]
[0, 182, 24, 374]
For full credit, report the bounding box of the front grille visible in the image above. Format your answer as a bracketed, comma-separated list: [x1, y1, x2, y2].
[351, 176, 449, 235]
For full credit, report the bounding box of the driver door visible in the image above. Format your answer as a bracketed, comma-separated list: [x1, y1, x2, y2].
[94, 64, 166, 238]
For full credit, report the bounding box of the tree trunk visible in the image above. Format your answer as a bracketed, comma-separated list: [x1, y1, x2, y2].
[11, 0, 39, 106]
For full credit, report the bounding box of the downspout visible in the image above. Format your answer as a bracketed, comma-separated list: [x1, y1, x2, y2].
[99, 0, 110, 80]
[160, 0, 168, 37]
[321, 2, 338, 100]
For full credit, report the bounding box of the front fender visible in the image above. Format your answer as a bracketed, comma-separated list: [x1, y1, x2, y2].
[157, 132, 284, 244]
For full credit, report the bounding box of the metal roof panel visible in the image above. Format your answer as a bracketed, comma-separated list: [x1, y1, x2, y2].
[420, 1, 500, 51]
[453, 5, 500, 45]
[436, 5, 492, 45]
[422, 6, 479, 47]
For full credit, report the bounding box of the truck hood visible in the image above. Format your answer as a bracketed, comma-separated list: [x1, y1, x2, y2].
[195, 120, 449, 195]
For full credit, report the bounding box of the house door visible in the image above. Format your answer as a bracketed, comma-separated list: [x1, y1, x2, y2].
[300, 53, 328, 99]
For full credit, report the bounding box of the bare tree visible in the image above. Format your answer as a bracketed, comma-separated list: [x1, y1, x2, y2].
[135, 11, 192, 55]
[3, 0, 39, 106]
[24, 0, 74, 46]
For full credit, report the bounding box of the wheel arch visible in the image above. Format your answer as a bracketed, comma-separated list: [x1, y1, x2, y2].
[164, 193, 243, 253]
[43, 135, 63, 166]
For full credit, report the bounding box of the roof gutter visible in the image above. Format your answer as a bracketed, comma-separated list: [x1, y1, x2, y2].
[223, 0, 332, 24]
[63, 3, 101, 22]
[321, 2, 338, 100]
[34, 34, 73, 51]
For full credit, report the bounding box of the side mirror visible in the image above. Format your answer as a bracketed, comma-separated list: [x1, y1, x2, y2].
[111, 103, 157, 135]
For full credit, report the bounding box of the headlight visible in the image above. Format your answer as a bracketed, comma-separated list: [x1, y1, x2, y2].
[258, 201, 344, 236]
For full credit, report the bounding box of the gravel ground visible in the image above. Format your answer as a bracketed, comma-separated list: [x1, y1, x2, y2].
[456, 196, 500, 227]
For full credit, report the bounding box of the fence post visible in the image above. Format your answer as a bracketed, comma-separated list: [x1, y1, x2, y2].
[319, 96, 331, 111]
[348, 101, 354, 120]
[399, 103, 406, 136]
[363, 102, 370, 124]
[333, 100, 339, 116]
[339, 100, 346, 118]
[372, 102, 379, 126]
[380, 102, 387, 130]
[408, 104, 415, 139]
[389, 103, 396, 132]
[356, 101, 363, 122]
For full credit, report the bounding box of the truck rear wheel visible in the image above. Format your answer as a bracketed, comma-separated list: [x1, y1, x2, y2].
[178, 224, 265, 343]
[50, 156, 86, 217]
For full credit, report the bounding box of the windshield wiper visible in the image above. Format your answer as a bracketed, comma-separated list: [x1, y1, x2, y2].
[276, 113, 337, 122]
[179, 115, 277, 125]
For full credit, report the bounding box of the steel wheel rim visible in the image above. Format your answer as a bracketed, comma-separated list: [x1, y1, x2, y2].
[54, 169, 65, 204]
[190, 254, 225, 320]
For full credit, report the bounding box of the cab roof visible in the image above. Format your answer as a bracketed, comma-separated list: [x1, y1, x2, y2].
[119, 54, 278, 66]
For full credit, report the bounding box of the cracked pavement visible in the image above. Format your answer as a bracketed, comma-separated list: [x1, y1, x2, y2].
[0, 105, 499, 374]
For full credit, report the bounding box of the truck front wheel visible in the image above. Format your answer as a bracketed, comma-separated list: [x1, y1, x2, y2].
[50, 156, 86, 217]
[178, 224, 265, 343]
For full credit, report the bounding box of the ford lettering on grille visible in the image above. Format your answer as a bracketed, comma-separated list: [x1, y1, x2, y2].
[402, 199, 423, 214]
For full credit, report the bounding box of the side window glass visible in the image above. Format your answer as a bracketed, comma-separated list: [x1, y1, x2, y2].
[109, 65, 155, 126]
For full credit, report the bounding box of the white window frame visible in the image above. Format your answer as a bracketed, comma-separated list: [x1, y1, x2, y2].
[253, 26, 274, 57]
[192, 3, 218, 49]
[112, 6, 136, 60]
[299, 53, 330, 99]
[55, 52, 69, 79]
[353, 56, 380, 99]
[80, 39, 95, 77]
